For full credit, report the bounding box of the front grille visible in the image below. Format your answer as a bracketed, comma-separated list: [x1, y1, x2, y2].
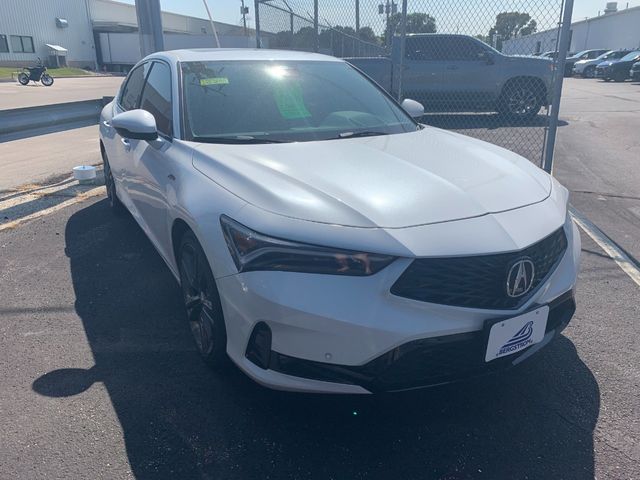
[390, 228, 567, 310]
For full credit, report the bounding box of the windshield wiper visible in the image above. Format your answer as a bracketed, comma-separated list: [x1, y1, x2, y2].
[193, 135, 284, 144]
[334, 131, 388, 139]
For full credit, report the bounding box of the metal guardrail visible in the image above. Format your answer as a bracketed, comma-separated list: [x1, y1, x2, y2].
[0, 97, 113, 143]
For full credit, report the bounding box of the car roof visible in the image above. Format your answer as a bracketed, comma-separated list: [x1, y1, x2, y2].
[146, 48, 341, 64]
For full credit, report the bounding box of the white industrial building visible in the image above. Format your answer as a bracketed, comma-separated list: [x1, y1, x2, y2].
[0, 0, 266, 70]
[503, 2, 640, 55]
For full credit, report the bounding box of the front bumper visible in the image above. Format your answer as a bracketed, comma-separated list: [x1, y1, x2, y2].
[217, 209, 581, 394]
[595, 67, 610, 78]
[267, 290, 575, 392]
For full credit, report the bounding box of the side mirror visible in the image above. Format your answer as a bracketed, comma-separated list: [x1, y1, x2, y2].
[401, 98, 424, 118]
[111, 110, 158, 141]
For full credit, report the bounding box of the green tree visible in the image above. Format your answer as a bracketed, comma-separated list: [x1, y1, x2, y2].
[356, 26, 378, 45]
[292, 26, 316, 50]
[488, 12, 537, 50]
[385, 12, 436, 44]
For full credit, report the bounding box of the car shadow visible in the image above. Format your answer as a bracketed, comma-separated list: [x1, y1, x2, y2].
[33, 199, 599, 479]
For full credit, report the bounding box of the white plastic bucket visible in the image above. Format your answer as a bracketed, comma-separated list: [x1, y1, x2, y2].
[73, 165, 97, 185]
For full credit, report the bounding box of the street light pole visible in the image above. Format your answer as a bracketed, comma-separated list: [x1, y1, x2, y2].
[202, 0, 221, 47]
[134, 0, 164, 57]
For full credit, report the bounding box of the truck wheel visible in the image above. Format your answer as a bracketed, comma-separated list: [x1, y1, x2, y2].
[498, 80, 542, 121]
[582, 66, 595, 78]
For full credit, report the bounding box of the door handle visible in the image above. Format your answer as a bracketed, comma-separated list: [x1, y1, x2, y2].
[121, 138, 131, 151]
[102, 120, 111, 128]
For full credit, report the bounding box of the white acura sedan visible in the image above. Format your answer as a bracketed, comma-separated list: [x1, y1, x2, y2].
[99, 49, 580, 393]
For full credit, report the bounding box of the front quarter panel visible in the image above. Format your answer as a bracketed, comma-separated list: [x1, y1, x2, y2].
[168, 142, 248, 279]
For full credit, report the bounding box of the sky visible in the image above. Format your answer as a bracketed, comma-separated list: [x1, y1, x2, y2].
[117, 0, 640, 31]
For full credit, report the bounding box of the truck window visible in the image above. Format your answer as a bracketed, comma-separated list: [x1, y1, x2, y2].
[444, 37, 486, 61]
[405, 36, 448, 61]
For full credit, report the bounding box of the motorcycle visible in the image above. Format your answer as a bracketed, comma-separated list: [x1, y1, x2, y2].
[17, 58, 54, 86]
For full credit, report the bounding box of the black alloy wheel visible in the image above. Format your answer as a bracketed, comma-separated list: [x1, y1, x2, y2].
[498, 81, 542, 120]
[178, 231, 228, 369]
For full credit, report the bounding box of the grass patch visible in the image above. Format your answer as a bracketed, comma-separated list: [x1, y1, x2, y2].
[0, 67, 94, 80]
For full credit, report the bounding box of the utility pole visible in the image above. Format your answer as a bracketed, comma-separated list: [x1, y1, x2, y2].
[134, 0, 164, 57]
[378, 1, 397, 49]
[240, 0, 248, 36]
[202, 0, 221, 47]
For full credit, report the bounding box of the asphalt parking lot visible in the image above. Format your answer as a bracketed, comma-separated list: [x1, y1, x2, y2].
[1, 78, 639, 479]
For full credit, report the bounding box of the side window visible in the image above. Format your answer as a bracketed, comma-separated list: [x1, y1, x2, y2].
[139, 62, 173, 136]
[446, 37, 486, 61]
[10, 35, 34, 53]
[119, 64, 149, 111]
[406, 37, 438, 61]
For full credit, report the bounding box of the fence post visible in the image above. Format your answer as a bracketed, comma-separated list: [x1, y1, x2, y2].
[543, 0, 574, 173]
[313, 0, 319, 52]
[254, 0, 261, 48]
[355, 0, 360, 56]
[396, 0, 408, 101]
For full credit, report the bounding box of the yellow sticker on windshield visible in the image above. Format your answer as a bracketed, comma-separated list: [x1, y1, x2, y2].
[273, 82, 311, 120]
[200, 77, 229, 86]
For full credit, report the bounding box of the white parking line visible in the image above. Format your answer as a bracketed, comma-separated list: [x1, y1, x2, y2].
[570, 206, 640, 287]
[0, 186, 105, 232]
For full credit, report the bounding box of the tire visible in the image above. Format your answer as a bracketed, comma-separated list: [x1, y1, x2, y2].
[582, 66, 596, 78]
[17, 73, 29, 85]
[41, 74, 54, 86]
[178, 231, 228, 369]
[498, 80, 543, 120]
[101, 146, 126, 215]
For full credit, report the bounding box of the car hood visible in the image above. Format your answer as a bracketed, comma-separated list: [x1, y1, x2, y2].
[192, 128, 551, 228]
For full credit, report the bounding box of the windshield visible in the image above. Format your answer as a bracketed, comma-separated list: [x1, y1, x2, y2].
[180, 60, 417, 143]
[571, 50, 589, 59]
[620, 51, 640, 62]
[597, 50, 615, 60]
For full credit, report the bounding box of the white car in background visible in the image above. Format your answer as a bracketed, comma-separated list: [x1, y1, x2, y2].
[573, 49, 631, 78]
[99, 49, 580, 393]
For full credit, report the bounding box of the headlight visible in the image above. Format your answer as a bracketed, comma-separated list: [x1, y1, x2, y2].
[220, 215, 395, 276]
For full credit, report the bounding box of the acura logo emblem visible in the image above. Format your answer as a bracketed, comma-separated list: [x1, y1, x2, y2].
[506, 258, 535, 298]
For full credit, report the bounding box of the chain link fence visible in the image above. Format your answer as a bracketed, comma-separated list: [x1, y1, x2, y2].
[255, 0, 572, 167]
